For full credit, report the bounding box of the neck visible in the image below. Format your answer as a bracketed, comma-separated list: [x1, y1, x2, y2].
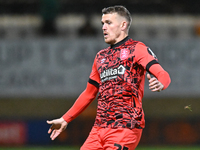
[114, 32, 128, 45]
[110, 36, 129, 49]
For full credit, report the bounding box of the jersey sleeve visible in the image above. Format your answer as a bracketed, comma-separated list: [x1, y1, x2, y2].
[135, 42, 171, 90]
[149, 64, 171, 90]
[134, 42, 159, 72]
[62, 82, 98, 123]
[88, 57, 100, 88]
[62, 57, 100, 123]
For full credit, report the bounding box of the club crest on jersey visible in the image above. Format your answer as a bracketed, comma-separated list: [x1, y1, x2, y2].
[120, 48, 129, 60]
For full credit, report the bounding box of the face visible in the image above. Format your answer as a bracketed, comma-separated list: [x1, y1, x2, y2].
[101, 13, 127, 45]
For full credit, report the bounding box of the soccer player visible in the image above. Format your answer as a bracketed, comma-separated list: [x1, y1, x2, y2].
[47, 5, 171, 150]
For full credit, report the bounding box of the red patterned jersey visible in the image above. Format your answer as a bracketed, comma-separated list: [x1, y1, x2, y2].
[89, 36, 159, 129]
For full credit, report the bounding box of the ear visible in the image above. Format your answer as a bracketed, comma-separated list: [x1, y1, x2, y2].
[121, 21, 128, 31]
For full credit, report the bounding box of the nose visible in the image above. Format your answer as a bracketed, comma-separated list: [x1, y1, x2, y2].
[102, 24, 106, 30]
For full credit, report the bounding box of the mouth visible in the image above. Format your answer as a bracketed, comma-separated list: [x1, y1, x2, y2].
[104, 33, 108, 37]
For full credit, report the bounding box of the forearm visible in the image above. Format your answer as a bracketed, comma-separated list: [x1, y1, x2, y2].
[62, 83, 98, 123]
[149, 64, 171, 90]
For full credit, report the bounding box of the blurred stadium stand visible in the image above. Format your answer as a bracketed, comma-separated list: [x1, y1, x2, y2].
[2, 16, 200, 39]
[0, 15, 196, 38]
[0, 0, 199, 15]
[0, 0, 199, 39]
[0, 14, 199, 39]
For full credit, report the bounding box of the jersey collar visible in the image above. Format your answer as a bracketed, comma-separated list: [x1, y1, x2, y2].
[110, 36, 130, 49]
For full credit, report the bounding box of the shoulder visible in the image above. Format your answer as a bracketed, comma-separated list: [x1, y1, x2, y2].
[134, 41, 149, 53]
[134, 41, 158, 60]
[93, 47, 110, 64]
[96, 47, 109, 57]
[125, 38, 141, 47]
[125, 38, 147, 54]
[135, 41, 147, 47]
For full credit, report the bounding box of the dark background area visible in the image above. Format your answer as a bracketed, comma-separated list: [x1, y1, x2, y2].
[0, 0, 199, 15]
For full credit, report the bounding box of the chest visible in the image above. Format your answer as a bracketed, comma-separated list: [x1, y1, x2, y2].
[96, 48, 139, 83]
[97, 47, 136, 70]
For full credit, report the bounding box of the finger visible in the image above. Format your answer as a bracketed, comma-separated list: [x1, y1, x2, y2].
[47, 121, 53, 134]
[48, 129, 51, 134]
[150, 83, 163, 92]
[149, 78, 159, 86]
[148, 76, 158, 84]
[150, 85, 158, 92]
[147, 73, 151, 80]
[151, 87, 162, 92]
[50, 130, 56, 139]
[149, 81, 160, 89]
[151, 88, 159, 92]
[52, 131, 61, 140]
[48, 127, 53, 134]
[47, 120, 53, 124]
[51, 130, 61, 140]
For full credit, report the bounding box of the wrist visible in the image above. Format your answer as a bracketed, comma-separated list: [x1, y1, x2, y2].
[61, 117, 68, 125]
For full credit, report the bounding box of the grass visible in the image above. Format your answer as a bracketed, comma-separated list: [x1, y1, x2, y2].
[0, 146, 200, 150]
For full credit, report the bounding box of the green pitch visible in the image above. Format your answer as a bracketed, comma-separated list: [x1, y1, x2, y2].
[0, 146, 200, 150]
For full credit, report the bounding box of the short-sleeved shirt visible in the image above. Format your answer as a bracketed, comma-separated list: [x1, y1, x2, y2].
[89, 36, 158, 129]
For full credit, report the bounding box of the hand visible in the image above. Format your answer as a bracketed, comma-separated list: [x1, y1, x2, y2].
[147, 73, 164, 92]
[47, 117, 68, 140]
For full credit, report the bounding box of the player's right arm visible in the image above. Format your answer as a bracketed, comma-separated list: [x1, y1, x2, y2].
[47, 58, 100, 140]
[47, 82, 98, 140]
[62, 82, 99, 122]
[62, 58, 100, 123]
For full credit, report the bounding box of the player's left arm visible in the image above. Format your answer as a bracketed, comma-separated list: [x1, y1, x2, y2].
[147, 64, 171, 92]
[135, 42, 171, 92]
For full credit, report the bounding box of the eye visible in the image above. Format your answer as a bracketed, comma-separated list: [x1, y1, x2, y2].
[107, 21, 111, 25]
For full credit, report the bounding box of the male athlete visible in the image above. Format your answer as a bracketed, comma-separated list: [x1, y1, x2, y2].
[47, 5, 171, 150]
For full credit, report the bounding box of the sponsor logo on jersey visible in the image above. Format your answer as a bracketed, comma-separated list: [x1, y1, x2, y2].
[120, 48, 129, 60]
[100, 65, 126, 82]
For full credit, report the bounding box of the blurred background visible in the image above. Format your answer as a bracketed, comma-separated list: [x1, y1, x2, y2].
[0, 0, 200, 148]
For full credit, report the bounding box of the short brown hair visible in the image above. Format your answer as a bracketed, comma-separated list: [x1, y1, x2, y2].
[102, 5, 132, 29]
